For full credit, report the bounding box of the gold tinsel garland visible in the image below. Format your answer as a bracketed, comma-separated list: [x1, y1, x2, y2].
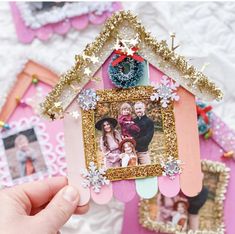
[41, 10, 223, 120]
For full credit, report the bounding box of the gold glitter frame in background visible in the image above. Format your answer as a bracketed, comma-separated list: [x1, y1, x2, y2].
[139, 160, 230, 234]
[41, 11, 223, 120]
[81, 86, 178, 181]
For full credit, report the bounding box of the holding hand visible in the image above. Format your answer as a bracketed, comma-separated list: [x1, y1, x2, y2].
[0, 177, 89, 234]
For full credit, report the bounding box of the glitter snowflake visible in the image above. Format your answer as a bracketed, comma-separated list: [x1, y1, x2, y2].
[160, 156, 183, 180]
[150, 75, 180, 108]
[81, 162, 110, 193]
[77, 89, 99, 111]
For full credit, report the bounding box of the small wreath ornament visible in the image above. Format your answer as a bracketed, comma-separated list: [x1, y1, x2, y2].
[108, 55, 144, 88]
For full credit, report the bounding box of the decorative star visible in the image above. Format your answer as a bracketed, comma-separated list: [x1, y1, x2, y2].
[25, 87, 44, 115]
[49, 113, 56, 121]
[90, 56, 99, 64]
[70, 110, 80, 119]
[84, 67, 91, 76]
[126, 48, 134, 56]
[114, 39, 121, 50]
[54, 102, 62, 108]
[129, 37, 139, 46]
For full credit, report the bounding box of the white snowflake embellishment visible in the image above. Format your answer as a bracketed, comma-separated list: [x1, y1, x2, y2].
[81, 162, 110, 193]
[160, 156, 183, 180]
[77, 89, 99, 111]
[150, 75, 180, 108]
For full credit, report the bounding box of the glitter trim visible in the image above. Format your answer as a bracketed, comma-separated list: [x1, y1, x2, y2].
[81, 86, 178, 181]
[139, 160, 229, 234]
[41, 10, 223, 119]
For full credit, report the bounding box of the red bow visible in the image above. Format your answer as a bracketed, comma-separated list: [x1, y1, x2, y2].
[111, 47, 144, 66]
[196, 105, 212, 124]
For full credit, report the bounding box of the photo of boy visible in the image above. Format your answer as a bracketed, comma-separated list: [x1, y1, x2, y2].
[2, 128, 47, 180]
[14, 134, 36, 177]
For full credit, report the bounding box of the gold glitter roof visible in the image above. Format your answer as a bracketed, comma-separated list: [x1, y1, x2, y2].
[41, 10, 223, 119]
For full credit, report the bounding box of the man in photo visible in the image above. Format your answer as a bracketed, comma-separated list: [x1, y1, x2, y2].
[133, 101, 154, 164]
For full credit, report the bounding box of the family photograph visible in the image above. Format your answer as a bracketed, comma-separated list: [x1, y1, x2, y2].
[95, 101, 155, 169]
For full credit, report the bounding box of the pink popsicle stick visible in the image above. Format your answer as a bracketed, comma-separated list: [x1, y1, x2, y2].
[174, 88, 203, 196]
[158, 175, 180, 197]
[90, 184, 113, 205]
[112, 180, 136, 203]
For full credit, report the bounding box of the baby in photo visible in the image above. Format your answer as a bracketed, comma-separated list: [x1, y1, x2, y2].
[118, 102, 140, 138]
[15, 134, 36, 177]
[119, 138, 138, 167]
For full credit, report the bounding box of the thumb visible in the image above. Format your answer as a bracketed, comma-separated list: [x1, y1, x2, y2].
[35, 185, 79, 232]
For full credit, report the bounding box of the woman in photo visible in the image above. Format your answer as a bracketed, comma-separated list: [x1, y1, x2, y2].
[95, 117, 122, 168]
[15, 134, 36, 177]
[119, 138, 138, 167]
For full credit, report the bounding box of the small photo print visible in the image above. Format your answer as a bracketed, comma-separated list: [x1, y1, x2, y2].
[94, 100, 166, 169]
[149, 194, 189, 232]
[2, 128, 47, 180]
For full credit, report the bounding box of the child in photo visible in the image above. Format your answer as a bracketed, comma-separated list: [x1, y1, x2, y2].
[172, 199, 189, 231]
[15, 134, 36, 177]
[118, 102, 140, 138]
[119, 138, 138, 167]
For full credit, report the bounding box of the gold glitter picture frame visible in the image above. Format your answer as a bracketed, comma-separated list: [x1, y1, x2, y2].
[139, 160, 230, 234]
[81, 86, 178, 181]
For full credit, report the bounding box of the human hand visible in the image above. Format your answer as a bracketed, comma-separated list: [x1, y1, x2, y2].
[0, 177, 89, 234]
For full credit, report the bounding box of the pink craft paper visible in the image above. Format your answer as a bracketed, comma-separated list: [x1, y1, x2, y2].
[158, 175, 180, 197]
[149, 63, 181, 197]
[64, 102, 91, 206]
[122, 195, 156, 234]
[10, 2, 122, 44]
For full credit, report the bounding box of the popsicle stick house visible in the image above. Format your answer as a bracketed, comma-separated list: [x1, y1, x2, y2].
[0, 60, 65, 187]
[41, 11, 223, 206]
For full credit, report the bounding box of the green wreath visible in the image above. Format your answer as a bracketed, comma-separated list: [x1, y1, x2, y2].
[108, 55, 144, 88]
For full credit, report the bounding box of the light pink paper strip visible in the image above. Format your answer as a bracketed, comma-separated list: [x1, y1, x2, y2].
[149, 63, 181, 197]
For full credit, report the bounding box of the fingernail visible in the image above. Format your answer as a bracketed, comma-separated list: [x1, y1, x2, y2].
[62, 186, 78, 203]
